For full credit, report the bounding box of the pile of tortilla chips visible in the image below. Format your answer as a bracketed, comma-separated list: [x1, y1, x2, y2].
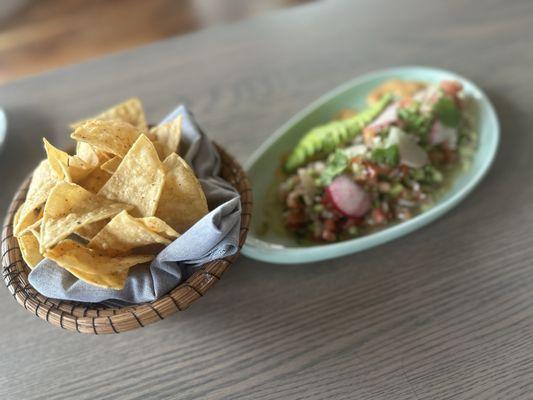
[13, 98, 208, 290]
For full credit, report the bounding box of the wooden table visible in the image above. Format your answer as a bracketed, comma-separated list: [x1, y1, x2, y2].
[1, 0, 533, 398]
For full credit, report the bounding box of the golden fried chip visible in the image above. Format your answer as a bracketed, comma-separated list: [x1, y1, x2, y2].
[18, 234, 43, 269]
[156, 153, 208, 233]
[14, 160, 58, 235]
[14, 208, 43, 238]
[146, 131, 157, 141]
[43, 139, 93, 182]
[71, 120, 141, 158]
[15, 206, 43, 238]
[139, 216, 179, 240]
[76, 142, 106, 167]
[367, 79, 426, 104]
[16, 217, 42, 238]
[149, 116, 182, 159]
[70, 98, 147, 132]
[40, 182, 133, 250]
[151, 141, 166, 160]
[100, 156, 121, 174]
[43, 138, 69, 179]
[75, 219, 108, 240]
[78, 167, 111, 193]
[45, 239, 153, 277]
[88, 210, 173, 255]
[98, 135, 165, 217]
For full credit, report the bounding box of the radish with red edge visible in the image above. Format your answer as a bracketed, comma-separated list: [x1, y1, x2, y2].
[430, 120, 458, 149]
[326, 175, 371, 217]
[367, 102, 399, 130]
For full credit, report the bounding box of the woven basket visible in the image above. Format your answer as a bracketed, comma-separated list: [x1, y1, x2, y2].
[1, 143, 251, 334]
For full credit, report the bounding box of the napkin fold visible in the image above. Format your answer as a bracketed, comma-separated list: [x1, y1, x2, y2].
[29, 106, 241, 303]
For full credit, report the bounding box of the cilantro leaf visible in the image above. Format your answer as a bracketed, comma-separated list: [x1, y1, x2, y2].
[370, 145, 400, 166]
[320, 149, 349, 185]
[434, 97, 461, 127]
[398, 104, 432, 139]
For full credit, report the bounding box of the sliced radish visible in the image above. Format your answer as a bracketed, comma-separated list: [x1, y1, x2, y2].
[430, 120, 458, 149]
[326, 175, 371, 218]
[367, 102, 399, 130]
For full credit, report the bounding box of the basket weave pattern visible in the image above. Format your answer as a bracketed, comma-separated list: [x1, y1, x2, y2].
[1, 143, 251, 334]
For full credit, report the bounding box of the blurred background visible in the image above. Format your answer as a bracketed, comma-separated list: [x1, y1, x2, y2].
[0, 0, 313, 83]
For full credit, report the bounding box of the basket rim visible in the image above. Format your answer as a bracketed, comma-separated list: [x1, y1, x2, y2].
[1, 142, 252, 334]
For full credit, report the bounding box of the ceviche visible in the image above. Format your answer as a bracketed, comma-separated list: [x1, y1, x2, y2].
[279, 79, 478, 243]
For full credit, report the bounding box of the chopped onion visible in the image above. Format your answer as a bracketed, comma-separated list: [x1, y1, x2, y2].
[387, 127, 428, 168]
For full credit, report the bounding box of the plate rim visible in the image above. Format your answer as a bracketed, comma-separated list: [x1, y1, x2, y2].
[242, 65, 500, 264]
[0, 107, 6, 152]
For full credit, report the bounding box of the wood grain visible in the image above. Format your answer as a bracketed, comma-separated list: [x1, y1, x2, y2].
[1, 0, 533, 398]
[0, 0, 311, 83]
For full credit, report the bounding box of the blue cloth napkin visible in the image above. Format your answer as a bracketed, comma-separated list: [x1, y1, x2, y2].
[28, 106, 241, 303]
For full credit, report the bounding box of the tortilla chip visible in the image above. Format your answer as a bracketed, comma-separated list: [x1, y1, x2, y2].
[70, 98, 148, 132]
[88, 210, 173, 255]
[367, 79, 426, 104]
[145, 131, 157, 141]
[43, 139, 92, 182]
[75, 219, 109, 240]
[14, 207, 43, 238]
[98, 135, 165, 217]
[43, 139, 69, 179]
[76, 141, 107, 167]
[78, 167, 111, 193]
[14, 160, 58, 235]
[149, 116, 181, 159]
[138, 216, 179, 240]
[45, 239, 153, 275]
[100, 156, 121, 174]
[16, 217, 42, 238]
[155, 153, 208, 233]
[151, 141, 167, 160]
[40, 182, 133, 250]
[18, 234, 43, 269]
[71, 119, 141, 158]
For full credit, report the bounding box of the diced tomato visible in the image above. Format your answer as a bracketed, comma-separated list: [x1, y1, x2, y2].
[350, 155, 363, 165]
[399, 96, 414, 108]
[442, 146, 457, 164]
[429, 148, 445, 164]
[285, 210, 307, 229]
[363, 161, 390, 180]
[363, 127, 378, 147]
[365, 162, 378, 180]
[440, 80, 463, 97]
[321, 219, 337, 242]
[398, 165, 410, 179]
[323, 219, 336, 231]
[321, 230, 336, 242]
[343, 217, 363, 230]
[286, 191, 302, 209]
[372, 208, 387, 225]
